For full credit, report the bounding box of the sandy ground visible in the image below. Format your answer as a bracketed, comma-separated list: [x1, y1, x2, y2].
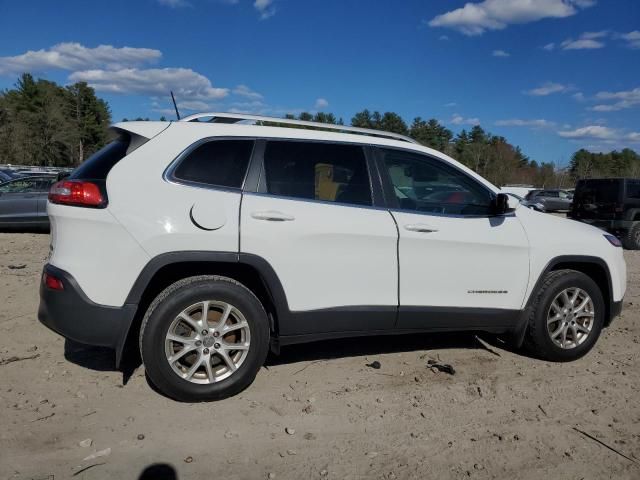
[0, 232, 639, 480]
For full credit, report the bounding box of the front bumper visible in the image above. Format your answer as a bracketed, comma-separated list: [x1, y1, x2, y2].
[38, 264, 136, 365]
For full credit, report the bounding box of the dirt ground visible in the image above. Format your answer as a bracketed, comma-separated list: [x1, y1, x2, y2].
[0, 232, 639, 480]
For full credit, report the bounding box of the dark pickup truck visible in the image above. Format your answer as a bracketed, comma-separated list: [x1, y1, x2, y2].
[568, 177, 640, 249]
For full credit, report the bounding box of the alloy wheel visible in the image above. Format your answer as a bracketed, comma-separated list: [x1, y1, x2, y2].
[546, 287, 595, 349]
[164, 301, 251, 384]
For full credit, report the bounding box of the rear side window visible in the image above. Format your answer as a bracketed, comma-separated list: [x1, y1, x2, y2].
[263, 141, 372, 206]
[575, 179, 621, 203]
[172, 140, 254, 189]
[71, 135, 131, 180]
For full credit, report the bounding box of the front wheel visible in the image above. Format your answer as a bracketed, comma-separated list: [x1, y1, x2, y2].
[140, 276, 269, 401]
[623, 222, 640, 250]
[524, 269, 604, 362]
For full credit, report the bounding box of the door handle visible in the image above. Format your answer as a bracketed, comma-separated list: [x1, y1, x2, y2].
[404, 223, 438, 233]
[251, 210, 295, 222]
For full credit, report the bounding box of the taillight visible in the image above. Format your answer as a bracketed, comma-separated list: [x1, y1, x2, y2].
[49, 180, 106, 208]
[43, 272, 64, 290]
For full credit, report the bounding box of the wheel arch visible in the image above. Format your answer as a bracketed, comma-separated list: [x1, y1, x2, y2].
[117, 251, 290, 366]
[528, 255, 613, 326]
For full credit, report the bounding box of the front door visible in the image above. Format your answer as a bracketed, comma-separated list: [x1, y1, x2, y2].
[241, 140, 398, 336]
[376, 147, 530, 330]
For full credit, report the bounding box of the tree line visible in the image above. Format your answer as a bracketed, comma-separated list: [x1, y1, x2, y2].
[0, 74, 111, 167]
[2, 73, 638, 188]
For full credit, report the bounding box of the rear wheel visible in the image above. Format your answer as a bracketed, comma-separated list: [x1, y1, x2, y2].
[140, 276, 269, 401]
[524, 270, 604, 362]
[623, 222, 640, 250]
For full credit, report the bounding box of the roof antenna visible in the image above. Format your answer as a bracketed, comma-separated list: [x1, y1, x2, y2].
[170, 91, 181, 120]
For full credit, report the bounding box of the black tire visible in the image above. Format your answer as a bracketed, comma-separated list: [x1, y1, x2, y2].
[524, 269, 605, 362]
[140, 275, 269, 402]
[623, 222, 640, 250]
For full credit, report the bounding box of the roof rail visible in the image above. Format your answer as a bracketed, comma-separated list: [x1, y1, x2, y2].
[179, 112, 419, 145]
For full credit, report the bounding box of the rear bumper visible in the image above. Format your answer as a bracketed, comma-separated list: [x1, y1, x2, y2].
[38, 264, 136, 364]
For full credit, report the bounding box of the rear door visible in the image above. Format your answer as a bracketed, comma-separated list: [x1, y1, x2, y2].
[240, 140, 398, 336]
[376, 147, 530, 329]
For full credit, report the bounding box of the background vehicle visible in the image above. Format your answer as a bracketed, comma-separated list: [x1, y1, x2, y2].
[526, 189, 573, 212]
[500, 185, 534, 198]
[0, 175, 56, 228]
[505, 192, 545, 212]
[0, 168, 23, 182]
[569, 177, 640, 249]
[38, 113, 626, 401]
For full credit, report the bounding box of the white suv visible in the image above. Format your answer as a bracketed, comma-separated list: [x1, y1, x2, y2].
[38, 112, 626, 401]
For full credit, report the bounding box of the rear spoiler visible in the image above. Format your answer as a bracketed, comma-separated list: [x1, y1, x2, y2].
[110, 121, 172, 154]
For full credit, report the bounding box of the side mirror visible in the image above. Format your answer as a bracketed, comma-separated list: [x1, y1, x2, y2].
[490, 193, 514, 215]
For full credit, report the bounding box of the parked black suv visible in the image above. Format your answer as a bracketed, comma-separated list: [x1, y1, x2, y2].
[568, 178, 640, 249]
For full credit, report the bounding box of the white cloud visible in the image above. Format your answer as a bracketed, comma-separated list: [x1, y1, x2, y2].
[439, 35, 450, 41]
[618, 30, 640, 49]
[314, 98, 329, 109]
[492, 49, 510, 57]
[524, 81, 571, 96]
[561, 38, 604, 49]
[581, 30, 609, 39]
[572, 92, 585, 101]
[495, 118, 555, 128]
[559, 30, 609, 50]
[542, 42, 556, 50]
[451, 114, 480, 126]
[0, 43, 161, 75]
[69, 67, 229, 101]
[157, 0, 190, 7]
[591, 86, 640, 111]
[558, 125, 618, 140]
[232, 84, 263, 100]
[177, 100, 211, 111]
[427, 0, 595, 36]
[444, 102, 457, 107]
[557, 126, 640, 146]
[254, 0, 276, 19]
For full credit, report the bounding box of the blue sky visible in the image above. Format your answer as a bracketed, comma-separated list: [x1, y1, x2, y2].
[0, 0, 638, 165]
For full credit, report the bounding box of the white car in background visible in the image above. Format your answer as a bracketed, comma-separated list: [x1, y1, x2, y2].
[39, 113, 626, 401]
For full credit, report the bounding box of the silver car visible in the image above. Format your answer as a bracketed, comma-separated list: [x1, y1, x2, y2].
[0, 176, 56, 228]
[526, 189, 573, 212]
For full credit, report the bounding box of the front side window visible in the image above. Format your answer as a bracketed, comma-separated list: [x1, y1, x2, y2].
[263, 141, 372, 206]
[381, 149, 492, 215]
[172, 140, 254, 189]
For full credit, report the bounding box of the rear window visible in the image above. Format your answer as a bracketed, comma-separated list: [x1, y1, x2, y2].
[70, 135, 131, 180]
[172, 140, 254, 189]
[575, 179, 621, 203]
